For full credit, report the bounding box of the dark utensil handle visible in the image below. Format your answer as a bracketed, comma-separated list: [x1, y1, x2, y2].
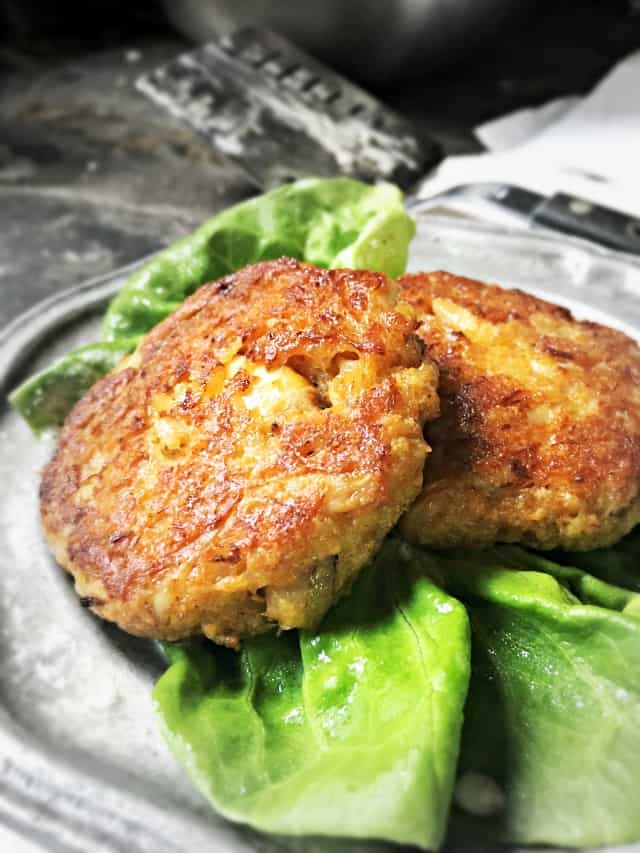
[531, 193, 640, 255]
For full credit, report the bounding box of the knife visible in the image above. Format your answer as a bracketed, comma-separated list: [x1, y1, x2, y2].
[138, 27, 640, 257]
[415, 182, 640, 256]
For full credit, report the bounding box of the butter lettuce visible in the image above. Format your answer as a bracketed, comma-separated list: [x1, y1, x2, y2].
[10, 178, 414, 434]
[8, 340, 135, 436]
[432, 545, 640, 848]
[551, 525, 640, 592]
[154, 541, 470, 849]
[156, 540, 640, 849]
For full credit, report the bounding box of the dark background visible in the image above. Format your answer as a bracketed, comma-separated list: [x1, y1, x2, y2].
[1, 0, 640, 326]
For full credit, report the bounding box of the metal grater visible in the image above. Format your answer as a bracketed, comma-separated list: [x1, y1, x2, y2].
[137, 27, 441, 191]
[137, 28, 640, 255]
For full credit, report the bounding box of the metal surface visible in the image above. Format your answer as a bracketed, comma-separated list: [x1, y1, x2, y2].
[2, 215, 640, 853]
[162, 0, 526, 83]
[0, 40, 254, 331]
[137, 29, 440, 191]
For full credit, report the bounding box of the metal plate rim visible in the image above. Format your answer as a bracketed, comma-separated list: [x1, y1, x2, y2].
[0, 256, 150, 396]
[2, 216, 640, 853]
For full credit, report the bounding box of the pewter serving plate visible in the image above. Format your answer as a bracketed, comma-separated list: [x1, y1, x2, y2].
[1, 214, 640, 853]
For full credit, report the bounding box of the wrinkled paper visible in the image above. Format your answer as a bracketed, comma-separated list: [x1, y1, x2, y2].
[416, 50, 640, 221]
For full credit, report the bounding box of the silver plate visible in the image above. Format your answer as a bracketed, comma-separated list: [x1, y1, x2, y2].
[2, 214, 640, 853]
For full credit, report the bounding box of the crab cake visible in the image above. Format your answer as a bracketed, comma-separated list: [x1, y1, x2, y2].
[40, 258, 439, 646]
[399, 271, 640, 551]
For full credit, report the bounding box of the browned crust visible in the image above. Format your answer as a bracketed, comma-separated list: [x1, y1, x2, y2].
[41, 258, 439, 643]
[399, 271, 640, 550]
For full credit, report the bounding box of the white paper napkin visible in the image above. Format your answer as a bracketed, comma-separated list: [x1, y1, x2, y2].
[415, 50, 640, 221]
[475, 96, 579, 153]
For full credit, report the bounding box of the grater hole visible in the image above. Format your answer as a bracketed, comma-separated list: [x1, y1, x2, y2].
[280, 65, 301, 87]
[301, 75, 320, 92]
[324, 89, 343, 105]
[372, 112, 394, 130]
[283, 67, 317, 91]
[309, 80, 340, 103]
[241, 45, 279, 67]
[264, 58, 295, 78]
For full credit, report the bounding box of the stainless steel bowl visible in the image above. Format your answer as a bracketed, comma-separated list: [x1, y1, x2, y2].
[163, 0, 526, 83]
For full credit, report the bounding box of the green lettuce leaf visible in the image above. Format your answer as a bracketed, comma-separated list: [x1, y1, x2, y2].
[10, 178, 414, 434]
[430, 545, 640, 848]
[551, 526, 640, 592]
[153, 540, 470, 849]
[7, 340, 136, 437]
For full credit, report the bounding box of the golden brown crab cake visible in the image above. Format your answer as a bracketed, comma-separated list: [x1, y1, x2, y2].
[40, 258, 439, 646]
[399, 271, 640, 551]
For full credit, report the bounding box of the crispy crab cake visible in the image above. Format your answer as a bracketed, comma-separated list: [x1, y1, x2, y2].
[399, 271, 640, 551]
[40, 258, 439, 646]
